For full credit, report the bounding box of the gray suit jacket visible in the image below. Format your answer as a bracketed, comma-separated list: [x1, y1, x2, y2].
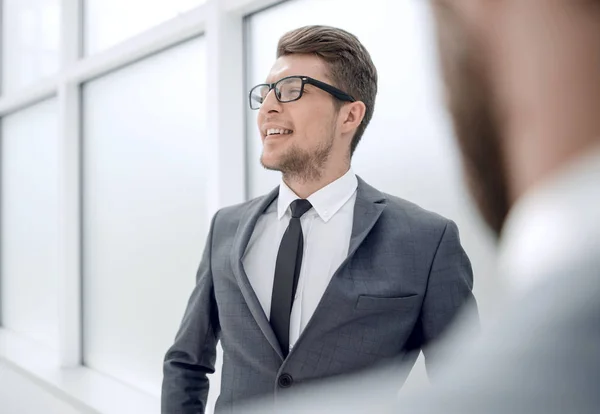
[161, 177, 477, 414]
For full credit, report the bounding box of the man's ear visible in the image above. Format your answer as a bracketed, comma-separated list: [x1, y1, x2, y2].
[340, 101, 367, 134]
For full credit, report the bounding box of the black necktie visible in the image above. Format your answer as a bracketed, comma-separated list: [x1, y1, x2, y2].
[270, 199, 313, 357]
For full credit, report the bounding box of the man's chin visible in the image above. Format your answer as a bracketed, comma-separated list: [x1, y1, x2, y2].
[259, 155, 282, 172]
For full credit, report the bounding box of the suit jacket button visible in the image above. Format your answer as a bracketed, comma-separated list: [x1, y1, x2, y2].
[278, 373, 293, 388]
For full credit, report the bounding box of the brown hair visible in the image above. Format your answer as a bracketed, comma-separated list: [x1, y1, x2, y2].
[277, 25, 378, 156]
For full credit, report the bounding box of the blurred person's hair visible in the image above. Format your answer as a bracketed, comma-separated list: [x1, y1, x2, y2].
[277, 25, 378, 155]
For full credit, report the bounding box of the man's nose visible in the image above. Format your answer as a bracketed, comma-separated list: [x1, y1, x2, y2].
[259, 88, 282, 114]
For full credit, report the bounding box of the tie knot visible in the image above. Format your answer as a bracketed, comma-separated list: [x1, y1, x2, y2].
[290, 199, 312, 218]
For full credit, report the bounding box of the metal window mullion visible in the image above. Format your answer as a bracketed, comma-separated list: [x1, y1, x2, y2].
[0, 0, 3, 325]
[57, 0, 82, 367]
[204, 0, 247, 223]
[0, 78, 58, 117]
[224, 0, 287, 16]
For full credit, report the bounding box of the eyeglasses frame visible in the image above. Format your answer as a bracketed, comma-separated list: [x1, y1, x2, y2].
[249, 75, 356, 110]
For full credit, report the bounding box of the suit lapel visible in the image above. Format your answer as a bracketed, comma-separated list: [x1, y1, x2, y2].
[229, 186, 285, 360]
[347, 177, 387, 258]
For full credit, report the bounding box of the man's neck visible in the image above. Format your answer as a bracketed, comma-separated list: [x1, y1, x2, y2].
[283, 164, 351, 199]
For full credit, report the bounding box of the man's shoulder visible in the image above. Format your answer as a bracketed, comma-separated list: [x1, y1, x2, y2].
[217, 196, 261, 216]
[212, 191, 275, 227]
[357, 177, 452, 229]
[380, 191, 452, 230]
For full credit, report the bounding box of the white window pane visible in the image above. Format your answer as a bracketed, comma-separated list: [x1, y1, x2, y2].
[1, 99, 60, 350]
[82, 37, 207, 396]
[2, 0, 60, 93]
[84, 0, 206, 55]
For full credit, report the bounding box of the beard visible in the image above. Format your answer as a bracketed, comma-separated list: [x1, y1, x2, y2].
[432, 1, 510, 236]
[260, 136, 334, 183]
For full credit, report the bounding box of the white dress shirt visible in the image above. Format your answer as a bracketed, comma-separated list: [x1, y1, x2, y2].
[498, 145, 600, 294]
[242, 169, 358, 351]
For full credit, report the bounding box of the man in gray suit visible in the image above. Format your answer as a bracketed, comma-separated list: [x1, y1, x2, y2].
[161, 25, 477, 414]
[241, 1, 600, 413]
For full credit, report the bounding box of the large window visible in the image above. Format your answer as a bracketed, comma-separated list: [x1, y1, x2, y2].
[1, 0, 60, 93]
[1, 99, 60, 350]
[82, 37, 208, 395]
[0, 0, 226, 409]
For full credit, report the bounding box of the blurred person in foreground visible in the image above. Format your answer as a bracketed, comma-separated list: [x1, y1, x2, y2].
[162, 25, 477, 414]
[241, 0, 600, 413]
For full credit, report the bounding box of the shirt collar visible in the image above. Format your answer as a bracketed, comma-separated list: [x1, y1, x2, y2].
[498, 144, 600, 294]
[277, 168, 358, 222]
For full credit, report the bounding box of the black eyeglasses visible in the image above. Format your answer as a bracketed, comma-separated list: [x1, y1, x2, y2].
[249, 75, 356, 110]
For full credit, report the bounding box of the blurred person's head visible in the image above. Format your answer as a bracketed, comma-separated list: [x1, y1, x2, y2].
[431, 0, 600, 235]
[249, 25, 377, 190]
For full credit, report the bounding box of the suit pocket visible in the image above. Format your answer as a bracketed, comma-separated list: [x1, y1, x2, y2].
[355, 294, 419, 311]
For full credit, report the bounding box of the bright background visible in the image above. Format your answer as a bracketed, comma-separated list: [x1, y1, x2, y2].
[0, 0, 505, 413]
